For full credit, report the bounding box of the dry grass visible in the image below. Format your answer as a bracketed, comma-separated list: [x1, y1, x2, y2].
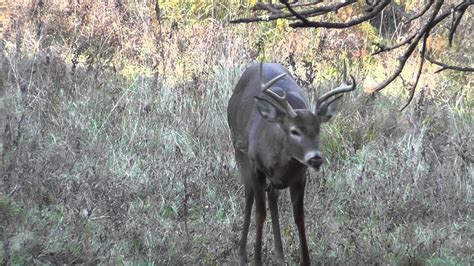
[1, 1, 472, 264]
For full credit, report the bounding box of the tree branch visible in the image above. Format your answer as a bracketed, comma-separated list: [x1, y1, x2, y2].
[299, 0, 357, 19]
[230, 0, 474, 109]
[425, 55, 474, 73]
[289, 0, 390, 28]
[281, 0, 310, 24]
[400, 32, 428, 111]
[230, 0, 356, 24]
[252, 0, 322, 12]
[431, 0, 473, 25]
[404, 0, 434, 24]
[372, 0, 443, 93]
[372, 33, 416, 56]
[371, 0, 473, 86]
[449, 7, 467, 46]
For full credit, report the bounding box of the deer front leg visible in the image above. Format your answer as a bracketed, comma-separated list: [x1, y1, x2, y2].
[235, 150, 255, 265]
[290, 179, 310, 265]
[253, 173, 267, 266]
[239, 185, 254, 265]
[267, 186, 285, 264]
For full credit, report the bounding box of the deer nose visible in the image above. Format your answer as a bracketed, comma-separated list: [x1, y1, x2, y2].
[305, 151, 323, 169]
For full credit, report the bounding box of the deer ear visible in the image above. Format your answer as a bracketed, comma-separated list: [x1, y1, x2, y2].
[317, 96, 340, 123]
[255, 96, 285, 123]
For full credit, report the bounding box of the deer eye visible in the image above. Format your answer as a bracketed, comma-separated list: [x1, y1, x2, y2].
[290, 129, 301, 137]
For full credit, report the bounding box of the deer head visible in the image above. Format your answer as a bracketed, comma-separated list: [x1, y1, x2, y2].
[254, 63, 355, 169]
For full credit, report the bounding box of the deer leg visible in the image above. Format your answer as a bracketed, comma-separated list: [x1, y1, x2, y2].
[234, 150, 255, 265]
[290, 179, 310, 265]
[253, 172, 267, 266]
[267, 186, 284, 264]
[239, 185, 253, 265]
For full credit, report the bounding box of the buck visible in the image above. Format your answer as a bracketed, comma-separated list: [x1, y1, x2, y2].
[227, 63, 355, 265]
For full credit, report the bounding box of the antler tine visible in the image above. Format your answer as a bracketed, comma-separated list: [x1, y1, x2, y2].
[259, 62, 287, 91]
[265, 91, 298, 118]
[262, 73, 287, 91]
[259, 62, 297, 117]
[262, 88, 298, 118]
[316, 75, 356, 105]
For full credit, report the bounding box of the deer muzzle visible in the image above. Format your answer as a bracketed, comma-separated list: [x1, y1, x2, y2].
[305, 151, 323, 169]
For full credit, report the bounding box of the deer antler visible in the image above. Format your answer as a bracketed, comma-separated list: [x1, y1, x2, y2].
[259, 63, 298, 118]
[316, 75, 356, 105]
[315, 65, 356, 114]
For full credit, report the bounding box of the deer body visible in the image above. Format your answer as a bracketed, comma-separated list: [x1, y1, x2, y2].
[227, 63, 355, 265]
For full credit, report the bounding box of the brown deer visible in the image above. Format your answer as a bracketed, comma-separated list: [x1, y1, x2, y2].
[227, 63, 355, 265]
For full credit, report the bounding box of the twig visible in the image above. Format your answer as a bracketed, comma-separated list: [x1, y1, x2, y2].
[425, 55, 474, 73]
[448, 8, 466, 46]
[404, 0, 434, 24]
[8, 185, 20, 197]
[400, 32, 428, 111]
[281, 0, 310, 24]
[372, 33, 417, 56]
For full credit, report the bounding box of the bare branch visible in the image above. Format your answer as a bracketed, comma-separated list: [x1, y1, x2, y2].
[400, 33, 428, 111]
[425, 55, 474, 73]
[372, 33, 416, 56]
[372, 0, 473, 84]
[252, 1, 322, 12]
[372, 0, 443, 93]
[449, 7, 467, 46]
[280, 0, 310, 24]
[289, 0, 390, 29]
[404, 0, 434, 24]
[230, 0, 474, 109]
[230, 12, 288, 24]
[298, 0, 357, 19]
[431, 0, 473, 25]
[230, 0, 356, 24]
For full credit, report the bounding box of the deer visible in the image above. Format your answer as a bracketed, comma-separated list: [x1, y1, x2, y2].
[227, 62, 355, 265]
